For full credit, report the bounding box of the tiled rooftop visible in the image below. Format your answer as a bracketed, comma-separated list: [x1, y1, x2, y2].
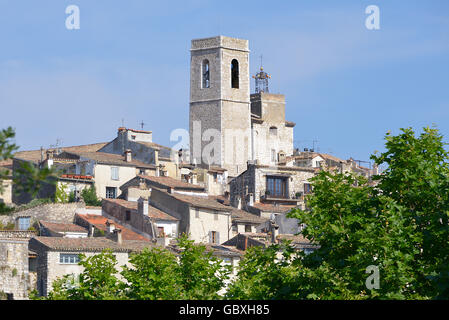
[75, 214, 151, 241]
[138, 174, 205, 191]
[103, 199, 179, 221]
[39, 220, 88, 234]
[31, 236, 155, 252]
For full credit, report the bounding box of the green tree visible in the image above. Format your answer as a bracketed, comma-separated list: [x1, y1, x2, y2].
[54, 183, 69, 203]
[81, 184, 102, 206]
[175, 234, 231, 300]
[0, 127, 18, 195]
[227, 126, 449, 300]
[226, 243, 300, 300]
[121, 247, 181, 299]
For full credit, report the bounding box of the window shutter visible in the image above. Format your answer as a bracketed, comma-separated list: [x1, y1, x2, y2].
[209, 231, 212, 243]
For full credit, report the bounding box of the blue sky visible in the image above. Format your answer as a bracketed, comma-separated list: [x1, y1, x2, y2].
[0, 0, 448, 164]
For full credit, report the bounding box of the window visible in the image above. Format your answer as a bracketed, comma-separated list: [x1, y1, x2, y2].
[210, 231, 219, 244]
[202, 59, 210, 88]
[304, 183, 313, 194]
[111, 167, 119, 181]
[266, 176, 288, 198]
[106, 187, 117, 199]
[60, 254, 80, 264]
[269, 127, 278, 136]
[17, 217, 30, 230]
[125, 210, 131, 221]
[245, 225, 252, 233]
[231, 59, 239, 88]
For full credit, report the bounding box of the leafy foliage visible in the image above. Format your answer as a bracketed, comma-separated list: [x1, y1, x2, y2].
[42, 234, 231, 300]
[54, 183, 69, 203]
[81, 184, 102, 206]
[0, 127, 18, 195]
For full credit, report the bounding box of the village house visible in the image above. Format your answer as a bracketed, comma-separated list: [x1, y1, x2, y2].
[29, 235, 155, 297]
[99, 127, 179, 178]
[101, 198, 179, 243]
[38, 221, 88, 238]
[0, 230, 37, 300]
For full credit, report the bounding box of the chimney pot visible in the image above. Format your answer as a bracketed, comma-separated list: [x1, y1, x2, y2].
[125, 149, 132, 162]
[113, 228, 122, 245]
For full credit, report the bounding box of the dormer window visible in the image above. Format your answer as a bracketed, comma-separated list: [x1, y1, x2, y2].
[231, 59, 239, 88]
[202, 59, 210, 88]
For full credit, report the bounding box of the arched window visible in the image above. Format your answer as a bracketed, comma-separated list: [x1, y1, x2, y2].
[202, 59, 210, 88]
[231, 59, 239, 88]
[269, 126, 278, 136]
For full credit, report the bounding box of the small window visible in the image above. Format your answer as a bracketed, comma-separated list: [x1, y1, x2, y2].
[202, 59, 210, 88]
[17, 217, 30, 230]
[231, 59, 239, 88]
[245, 225, 252, 233]
[131, 135, 136, 140]
[106, 187, 117, 199]
[60, 254, 80, 264]
[126, 210, 131, 221]
[269, 127, 278, 136]
[271, 149, 277, 163]
[210, 231, 219, 244]
[304, 183, 313, 194]
[111, 167, 119, 181]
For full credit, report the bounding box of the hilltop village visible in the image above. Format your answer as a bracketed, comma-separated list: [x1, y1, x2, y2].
[0, 36, 377, 299]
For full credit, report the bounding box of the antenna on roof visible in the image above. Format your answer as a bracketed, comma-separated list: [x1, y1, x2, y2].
[140, 120, 145, 130]
[121, 118, 125, 127]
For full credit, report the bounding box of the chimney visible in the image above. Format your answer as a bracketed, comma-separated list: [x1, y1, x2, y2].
[237, 196, 242, 210]
[124, 149, 132, 162]
[88, 224, 94, 237]
[248, 193, 254, 206]
[106, 221, 115, 233]
[46, 150, 54, 160]
[138, 197, 149, 216]
[113, 228, 122, 245]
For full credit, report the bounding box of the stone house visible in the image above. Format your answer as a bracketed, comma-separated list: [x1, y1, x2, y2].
[149, 187, 232, 244]
[12, 143, 107, 205]
[99, 127, 179, 179]
[0, 202, 86, 233]
[101, 198, 179, 242]
[0, 230, 37, 300]
[29, 235, 155, 297]
[121, 174, 207, 197]
[38, 221, 88, 238]
[60, 150, 157, 200]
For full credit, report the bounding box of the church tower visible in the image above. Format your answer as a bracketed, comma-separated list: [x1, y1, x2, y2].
[189, 36, 252, 177]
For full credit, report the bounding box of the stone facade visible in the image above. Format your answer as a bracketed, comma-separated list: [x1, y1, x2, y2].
[0, 231, 37, 300]
[149, 188, 231, 244]
[190, 36, 252, 177]
[0, 202, 85, 228]
[251, 93, 294, 165]
[230, 164, 315, 207]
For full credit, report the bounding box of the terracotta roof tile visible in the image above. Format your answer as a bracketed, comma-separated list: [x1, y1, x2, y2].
[69, 152, 156, 169]
[31, 236, 155, 252]
[250, 202, 297, 214]
[138, 175, 205, 191]
[75, 214, 151, 241]
[39, 221, 88, 234]
[103, 199, 179, 221]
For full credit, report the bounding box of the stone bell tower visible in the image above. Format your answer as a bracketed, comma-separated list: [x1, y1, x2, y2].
[189, 36, 252, 177]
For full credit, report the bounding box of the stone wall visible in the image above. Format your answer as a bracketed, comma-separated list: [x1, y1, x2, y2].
[0, 202, 85, 228]
[0, 231, 36, 300]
